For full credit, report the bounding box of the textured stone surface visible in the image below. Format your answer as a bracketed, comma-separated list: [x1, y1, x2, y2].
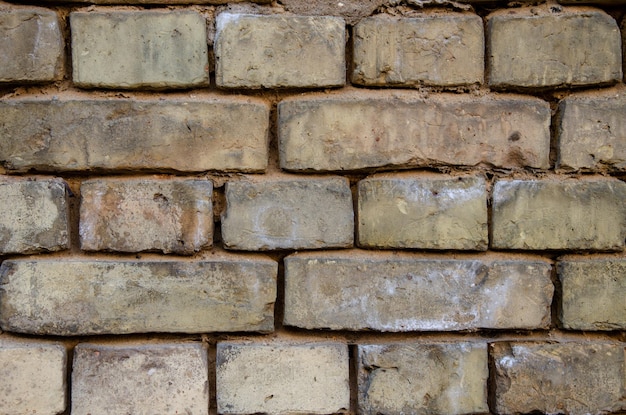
[0, 97, 269, 172]
[279, 0, 383, 25]
[284, 253, 553, 331]
[492, 342, 626, 415]
[71, 11, 208, 89]
[358, 343, 488, 415]
[279, 92, 550, 171]
[0, 7, 64, 83]
[353, 14, 483, 87]
[487, 7, 622, 89]
[358, 174, 487, 250]
[80, 178, 213, 254]
[217, 342, 349, 415]
[221, 177, 353, 250]
[72, 343, 208, 415]
[0, 258, 277, 335]
[492, 178, 626, 251]
[215, 13, 345, 88]
[0, 339, 66, 415]
[0, 177, 69, 254]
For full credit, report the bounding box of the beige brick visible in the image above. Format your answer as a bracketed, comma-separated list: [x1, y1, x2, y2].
[492, 178, 626, 251]
[284, 252, 553, 331]
[487, 6, 622, 89]
[491, 342, 626, 415]
[215, 13, 345, 88]
[72, 343, 208, 415]
[0, 97, 269, 173]
[80, 178, 213, 254]
[71, 11, 208, 89]
[358, 174, 487, 250]
[358, 343, 488, 415]
[217, 342, 349, 415]
[221, 177, 353, 250]
[0, 338, 67, 415]
[278, 91, 550, 171]
[278, 0, 383, 25]
[0, 7, 64, 83]
[0, 177, 69, 254]
[0, 257, 276, 335]
[353, 13, 483, 87]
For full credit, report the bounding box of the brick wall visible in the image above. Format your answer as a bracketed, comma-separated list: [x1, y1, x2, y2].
[0, 0, 624, 413]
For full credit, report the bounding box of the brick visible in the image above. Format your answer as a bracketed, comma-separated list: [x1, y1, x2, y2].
[278, 92, 550, 171]
[221, 177, 353, 250]
[215, 13, 345, 88]
[279, 0, 383, 25]
[487, 6, 622, 89]
[0, 177, 69, 255]
[0, 7, 64, 83]
[358, 343, 488, 415]
[80, 178, 213, 254]
[0, 257, 276, 335]
[284, 253, 553, 331]
[0, 97, 269, 173]
[353, 13, 483, 87]
[491, 342, 626, 415]
[557, 88, 626, 171]
[558, 256, 626, 330]
[492, 178, 626, 251]
[358, 174, 487, 250]
[0, 338, 67, 415]
[71, 11, 208, 89]
[217, 342, 349, 414]
[72, 343, 208, 415]
[25, 0, 268, 3]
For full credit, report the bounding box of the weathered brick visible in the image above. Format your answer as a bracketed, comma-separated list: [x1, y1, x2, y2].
[0, 177, 69, 254]
[487, 6, 622, 89]
[71, 11, 208, 89]
[80, 178, 213, 254]
[279, 0, 383, 25]
[221, 177, 353, 250]
[0, 7, 64, 83]
[558, 256, 626, 330]
[358, 174, 487, 250]
[278, 92, 550, 171]
[284, 252, 553, 331]
[0, 338, 67, 415]
[217, 342, 349, 414]
[0, 257, 276, 335]
[492, 178, 626, 251]
[215, 13, 345, 88]
[491, 342, 626, 415]
[72, 343, 208, 415]
[353, 13, 483, 87]
[0, 97, 269, 173]
[358, 343, 488, 415]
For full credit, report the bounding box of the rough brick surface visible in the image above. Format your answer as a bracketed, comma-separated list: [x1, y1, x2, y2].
[0, 7, 64, 83]
[353, 13, 483, 87]
[221, 177, 353, 250]
[0, 339, 67, 415]
[487, 7, 622, 89]
[72, 343, 208, 415]
[358, 343, 488, 415]
[80, 178, 213, 254]
[491, 342, 626, 415]
[492, 178, 626, 251]
[215, 13, 345, 88]
[0, 97, 269, 172]
[217, 342, 350, 415]
[279, 92, 550, 171]
[284, 253, 553, 331]
[71, 11, 208, 89]
[358, 174, 487, 250]
[0, 257, 277, 335]
[0, 177, 69, 254]
[279, 0, 383, 25]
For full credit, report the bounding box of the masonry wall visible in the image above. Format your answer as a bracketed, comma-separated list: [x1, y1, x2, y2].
[0, 0, 624, 413]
